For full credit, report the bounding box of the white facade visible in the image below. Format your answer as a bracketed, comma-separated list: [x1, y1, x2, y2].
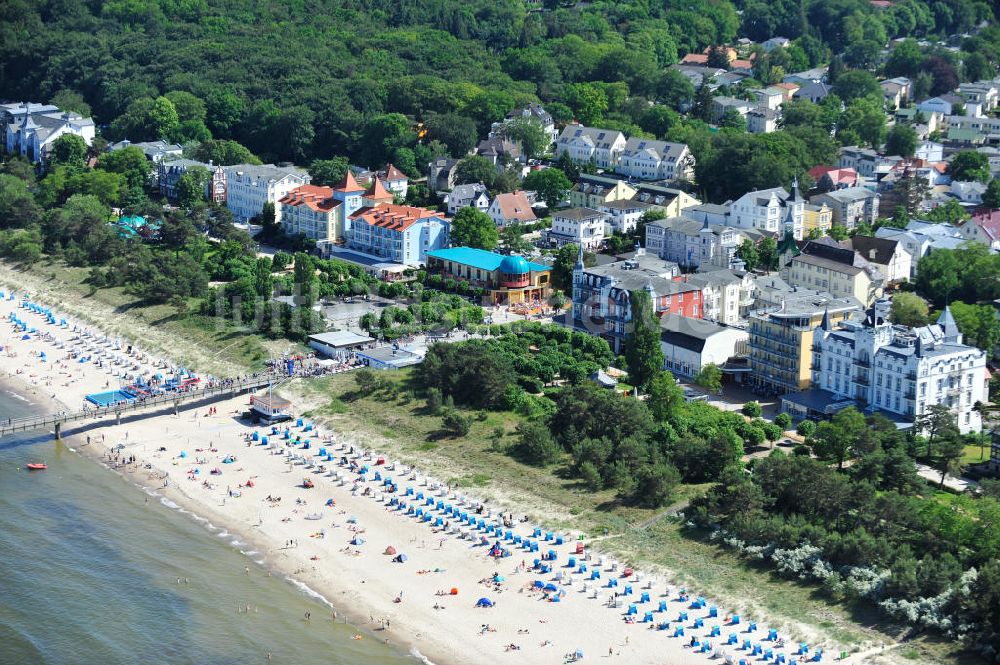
[3, 102, 96, 165]
[730, 184, 804, 238]
[224, 164, 311, 223]
[446, 183, 490, 215]
[554, 124, 626, 170]
[660, 316, 749, 378]
[615, 138, 694, 182]
[549, 208, 607, 249]
[686, 270, 753, 325]
[645, 216, 743, 270]
[597, 200, 649, 235]
[812, 308, 986, 433]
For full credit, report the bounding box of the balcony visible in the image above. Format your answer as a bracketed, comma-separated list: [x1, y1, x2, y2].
[854, 374, 870, 386]
[904, 389, 916, 399]
[853, 357, 870, 367]
[905, 371, 917, 380]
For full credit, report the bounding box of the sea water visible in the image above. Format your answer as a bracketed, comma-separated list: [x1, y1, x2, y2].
[0, 387, 418, 665]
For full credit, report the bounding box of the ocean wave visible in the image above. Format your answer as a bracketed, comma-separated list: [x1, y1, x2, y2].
[159, 497, 179, 509]
[284, 576, 334, 610]
[409, 647, 436, 665]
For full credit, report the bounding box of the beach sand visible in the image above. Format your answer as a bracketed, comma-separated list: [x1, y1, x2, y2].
[0, 293, 879, 665]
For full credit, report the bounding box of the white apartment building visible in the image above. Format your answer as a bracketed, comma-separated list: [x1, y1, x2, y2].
[645, 216, 743, 271]
[446, 183, 490, 215]
[810, 187, 880, 230]
[729, 182, 804, 238]
[554, 124, 626, 170]
[3, 102, 95, 165]
[810, 307, 986, 433]
[685, 269, 753, 325]
[224, 164, 311, 223]
[597, 199, 652, 235]
[615, 138, 694, 182]
[547, 208, 608, 249]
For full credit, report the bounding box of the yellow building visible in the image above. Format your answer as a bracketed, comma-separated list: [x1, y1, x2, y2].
[425, 247, 551, 306]
[568, 175, 637, 209]
[748, 293, 860, 394]
[802, 203, 832, 236]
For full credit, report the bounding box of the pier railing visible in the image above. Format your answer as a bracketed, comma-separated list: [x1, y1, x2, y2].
[0, 373, 287, 439]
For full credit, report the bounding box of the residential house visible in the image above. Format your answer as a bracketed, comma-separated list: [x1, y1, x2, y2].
[616, 138, 695, 182]
[3, 102, 95, 165]
[446, 183, 490, 216]
[880, 77, 912, 108]
[712, 96, 753, 124]
[660, 315, 749, 378]
[493, 103, 558, 143]
[670, 65, 728, 90]
[798, 307, 986, 432]
[158, 158, 211, 202]
[773, 82, 801, 100]
[784, 239, 884, 305]
[875, 221, 968, 278]
[918, 96, 960, 116]
[846, 235, 912, 284]
[810, 187, 879, 230]
[802, 203, 833, 236]
[630, 184, 701, 217]
[224, 163, 311, 223]
[548, 208, 608, 249]
[428, 158, 459, 193]
[109, 139, 182, 165]
[838, 146, 887, 178]
[278, 172, 373, 244]
[754, 87, 786, 111]
[684, 203, 732, 226]
[915, 141, 944, 162]
[794, 81, 833, 104]
[426, 248, 550, 306]
[568, 174, 636, 209]
[762, 37, 790, 51]
[381, 164, 408, 199]
[645, 216, 743, 271]
[684, 269, 753, 326]
[809, 166, 859, 190]
[747, 108, 779, 134]
[476, 137, 522, 168]
[748, 290, 861, 394]
[950, 181, 987, 205]
[598, 199, 652, 235]
[783, 67, 828, 86]
[959, 81, 1000, 113]
[572, 250, 703, 352]
[959, 209, 1000, 250]
[348, 203, 449, 266]
[487, 190, 536, 228]
[554, 124, 626, 170]
[729, 181, 805, 237]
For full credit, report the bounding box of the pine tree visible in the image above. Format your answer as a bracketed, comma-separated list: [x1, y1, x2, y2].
[624, 288, 664, 391]
[693, 82, 714, 123]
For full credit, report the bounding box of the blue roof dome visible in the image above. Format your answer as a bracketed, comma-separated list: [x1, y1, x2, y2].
[499, 255, 530, 274]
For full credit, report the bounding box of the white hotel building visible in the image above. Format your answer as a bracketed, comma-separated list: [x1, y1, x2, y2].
[808, 307, 986, 433]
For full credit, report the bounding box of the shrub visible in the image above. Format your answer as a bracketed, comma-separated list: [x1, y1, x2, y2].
[742, 401, 762, 417]
[442, 409, 472, 437]
[796, 419, 817, 437]
[774, 412, 792, 430]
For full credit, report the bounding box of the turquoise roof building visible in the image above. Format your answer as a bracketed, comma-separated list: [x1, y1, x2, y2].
[425, 247, 551, 305]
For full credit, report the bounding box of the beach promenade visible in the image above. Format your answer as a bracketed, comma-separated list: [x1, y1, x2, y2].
[0, 293, 870, 665]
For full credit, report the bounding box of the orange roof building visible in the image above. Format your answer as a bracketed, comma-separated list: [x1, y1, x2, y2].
[347, 203, 449, 266]
[277, 174, 367, 244]
[381, 163, 409, 198]
[364, 177, 395, 207]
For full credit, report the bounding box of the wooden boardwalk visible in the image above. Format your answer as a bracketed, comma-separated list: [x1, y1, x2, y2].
[0, 374, 287, 439]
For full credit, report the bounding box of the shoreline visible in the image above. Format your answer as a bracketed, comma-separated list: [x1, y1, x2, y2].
[0, 293, 877, 665]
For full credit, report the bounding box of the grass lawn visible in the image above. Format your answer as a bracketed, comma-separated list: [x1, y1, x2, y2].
[287, 368, 916, 656]
[961, 442, 989, 466]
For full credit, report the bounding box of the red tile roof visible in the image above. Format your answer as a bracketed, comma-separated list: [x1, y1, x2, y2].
[681, 54, 709, 65]
[351, 203, 439, 233]
[365, 177, 394, 203]
[334, 170, 363, 192]
[970, 209, 1000, 241]
[279, 185, 340, 212]
[384, 163, 407, 182]
[809, 166, 859, 187]
[493, 191, 537, 223]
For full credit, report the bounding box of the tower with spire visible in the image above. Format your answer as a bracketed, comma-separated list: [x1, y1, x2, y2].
[937, 305, 961, 344]
[332, 171, 365, 234]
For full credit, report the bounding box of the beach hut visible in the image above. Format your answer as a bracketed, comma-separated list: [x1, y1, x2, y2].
[475, 597, 494, 608]
[658, 600, 667, 612]
[642, 611, 653, 623]
[640, 591, 650, 603]
[768, 629, 778, 641]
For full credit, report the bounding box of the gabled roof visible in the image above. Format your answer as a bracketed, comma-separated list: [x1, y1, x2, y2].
[383, 164, 407, 182]
[849, 236, 899, 264]
[334, 170, 364, 193]
[967, 209, 1000, 241]
[279, 185, 339, 212]
[492, 191, 536, 223]
[365, 177, 394, 202]
[351, 203, 441, 232]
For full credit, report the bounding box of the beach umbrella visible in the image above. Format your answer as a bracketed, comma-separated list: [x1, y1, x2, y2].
[543, 583, 558, 592]
[351, 537, 365, 546]
[384, 545, 397, 555]
[475, 597, 493, 608]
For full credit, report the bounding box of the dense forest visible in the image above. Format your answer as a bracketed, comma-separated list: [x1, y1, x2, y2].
[1, 0, 996, 182]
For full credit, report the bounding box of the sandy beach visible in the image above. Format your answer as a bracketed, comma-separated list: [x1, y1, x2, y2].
[0, 291, 873, 665]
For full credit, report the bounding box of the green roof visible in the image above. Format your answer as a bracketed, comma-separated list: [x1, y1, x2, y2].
[426, 247, 548, 272]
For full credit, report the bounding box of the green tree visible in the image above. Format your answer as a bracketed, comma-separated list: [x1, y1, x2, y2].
[936, 431, 966, 488]
[736, 239, 759, 271]
[983, 179, 1000, 209]
[563, 83, 608, 125]
[838, 98, 886, 148]
[692, 82, 714, 123]
[774, 412, 792, 430]
[949, 151, 991, 183]
[884, 124, 918, 158]
[521, 168, 571, 208]
[309, 157, 349, 186]
[627, 462, 680, 507]
[194, 139, 260, 166]
[442, 409, 472, 437]
[450, 207, 499, 250]
[720, 107, 747, 131]
[515, 421, 561, 466]
[424, 113, 478, 158]
[354, 368, 383, 395]
[49, 134, 88, 168]
[742, 401, 762, 417]
[949, 300, 1000, 354]
[885, 38, 925, 77]
[889, 292, 930, 327]
[923, 199, 971, 224]
[502, 117, 549, 159]
[647, 371, 684, 422]
[96, 146, 152, 191]
[832, 70, 883, 104]
[453, 156, 496, 188]
[551, 243, 593, 292]
[175, 166, 211, 207]
[811, 407, 866, 469]
[758, 237, 779, 271]
[694, 363, 722, 393]
[624, 288, 663, 391]
[112, 96, 180, 141]
[164, 91, 207, 123]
